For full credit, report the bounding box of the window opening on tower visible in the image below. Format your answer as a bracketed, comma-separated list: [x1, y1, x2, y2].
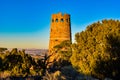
[61, 18, 64, 22]
[55, 19, 58, 22]
[66, 19, 69, 22]
[52, 19, 54, 22]
[55, 39, 58, 41]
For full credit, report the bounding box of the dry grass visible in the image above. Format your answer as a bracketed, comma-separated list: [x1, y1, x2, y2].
[0, 71, 10, 78]
[43, 71, 66, 80]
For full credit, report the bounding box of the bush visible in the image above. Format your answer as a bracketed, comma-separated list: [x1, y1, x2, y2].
[71, 19, 120, 79]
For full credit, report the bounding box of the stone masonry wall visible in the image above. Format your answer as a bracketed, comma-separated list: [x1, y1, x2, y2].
[49, 12, 71, 53]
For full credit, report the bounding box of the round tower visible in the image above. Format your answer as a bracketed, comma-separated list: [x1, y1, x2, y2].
[49, 12, 71, 53]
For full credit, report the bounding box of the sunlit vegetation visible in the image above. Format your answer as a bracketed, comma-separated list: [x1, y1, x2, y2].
[0, 48, 34, 77]
[53, 40, 72, 66]
[70, 19, 120, 79]
[0, 48, 7, 53]
[0, 48, 48, 79]
[0, 19, 120, 79]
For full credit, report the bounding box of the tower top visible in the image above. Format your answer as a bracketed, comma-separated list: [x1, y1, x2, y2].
[51, 12, 70, 23]
[52, 12, 70, 18]
[52, 12, 70, 15]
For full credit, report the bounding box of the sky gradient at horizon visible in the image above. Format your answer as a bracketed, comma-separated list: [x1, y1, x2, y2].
[0, 0, 120, 49]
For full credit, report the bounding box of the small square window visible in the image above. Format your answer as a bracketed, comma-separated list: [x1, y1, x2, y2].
[61, 18, 64, 22]
[55, 39, 58, 41]
[66, 19, 69, 22]
[56, 19, 58, 22]
[52, 19, 54, 22]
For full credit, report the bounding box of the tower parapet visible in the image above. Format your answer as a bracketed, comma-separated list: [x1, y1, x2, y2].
[49, 12, 71, 53]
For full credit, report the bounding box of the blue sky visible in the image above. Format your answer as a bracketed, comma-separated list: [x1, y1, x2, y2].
[0, 0, 120, 48]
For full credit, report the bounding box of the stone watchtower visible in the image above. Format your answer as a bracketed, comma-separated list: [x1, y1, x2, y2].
[49, 12, 71, 53]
